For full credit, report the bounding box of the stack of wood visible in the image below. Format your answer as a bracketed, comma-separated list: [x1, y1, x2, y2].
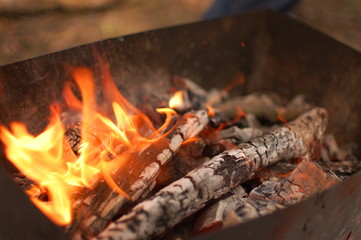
[11, 77, 360, 240]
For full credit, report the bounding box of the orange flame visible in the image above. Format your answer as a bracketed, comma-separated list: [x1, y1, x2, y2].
[231, 106, 246, 123]
[0, 107, 80, 225]
[169, 91, 184, 109]
[278, 107, 288, 124]
[205, 104, 215, 117]
[0, 65, 176, 226]
[224, 74, 245, 92]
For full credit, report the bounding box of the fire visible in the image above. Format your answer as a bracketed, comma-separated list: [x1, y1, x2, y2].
[168, 90, 184, 109]
[277, 107, 287, 124]
[0, 65, 176, 226]
[205, 104, 215, 117]
[231, 106, 246, 124]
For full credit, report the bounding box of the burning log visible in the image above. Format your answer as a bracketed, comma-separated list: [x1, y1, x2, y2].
[96, 107, 328, 240]
[217, 93, 282, 122]
[68, 110, 209, 238]
[193, 185, 248, 234]
[65, 122, 82, 154]
[224, 159, 340, 227]
[218, 126, 264, 144]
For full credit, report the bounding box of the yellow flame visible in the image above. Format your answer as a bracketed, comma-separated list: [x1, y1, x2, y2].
[169, 91, 184, 109]
[0, 107, 78, 225]
[0, 65, 177, 226]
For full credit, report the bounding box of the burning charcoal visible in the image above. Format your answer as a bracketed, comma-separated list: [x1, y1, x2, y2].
[169, 90, 192, 113]
[223, 159, 340, 227]
[172, 76, 208, 109]
[69, 110, 209, 238]
[255, 161, 297, 183]
[65, 122, 82, 153]
[219, 126, 263, 143]
[177, 138, 207, 169]
[206, 88, 229, 106]
[156, 138, 208, 188]
[217, 92, 283, 123]
[60, 111, 82, 126]
[224, 198, 285, 227]
[250, 160, 340, 206]
[321, 134, 348, 162]
[202, 141, 230, 158]
[193, 186, 248, 234]
[199, 127, 234, 158]
[319, 134, 361, 179]
[208, 112, 226, 129]
[96, 108, 328, 240]
[12, 172, 33, 189]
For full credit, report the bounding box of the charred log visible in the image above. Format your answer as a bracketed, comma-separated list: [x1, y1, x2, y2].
[67, 110, 208, 238]
[96, 108, 328, 240]
[224, 159, 340, 226]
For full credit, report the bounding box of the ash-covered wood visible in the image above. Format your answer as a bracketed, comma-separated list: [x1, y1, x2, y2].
[68, 110, 208, 238]
[218, 126, 263, 144]
[319, 134, 361, 179]
[217, 93, 283, 122]
[96, 108, 328, 240]
[217, 93, 312, 123]
[156, 138, 209, 186]
[224, 159, 340, 227]
[193, 186, 248, 234]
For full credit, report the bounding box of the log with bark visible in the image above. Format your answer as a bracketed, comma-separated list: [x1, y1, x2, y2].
[67, 110, 209, 239]
[95, 107, 328, 240]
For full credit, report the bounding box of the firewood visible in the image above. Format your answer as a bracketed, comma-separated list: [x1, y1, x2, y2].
[95, 108, 328, 240]
[217, 93, 283, 122]
[172, 76, 208, 110]
[283, 94, 312, 121]
[65, 121, 82, 154]
[217, 93, 312, 123]
[156, 138, 208, 186]
[319, 134, 361, 179]
[224, 159, 340, 227]
[218, 126, 263, 143]
[67, 110, 209, 238]
[193, 186, 248, 234]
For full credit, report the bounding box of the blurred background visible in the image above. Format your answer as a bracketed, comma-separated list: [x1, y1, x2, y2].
[0, 0, 360, 65]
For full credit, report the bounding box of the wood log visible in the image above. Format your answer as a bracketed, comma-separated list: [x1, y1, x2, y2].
[218, 126, 264, 144]
[95, 107, 328, 240]
[67, 110, 208, 238]
[217, 93, 283, 122]
[65, 121, 82, 154]
[217, 93, 312, 123]
[193, 186, 248, 234]
[224, 159, 340, 227]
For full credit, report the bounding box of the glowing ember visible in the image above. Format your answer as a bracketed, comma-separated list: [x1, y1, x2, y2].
[0, 66, 176, 225]
[205, 105, 215, 117]
[277, 107, 287, 124]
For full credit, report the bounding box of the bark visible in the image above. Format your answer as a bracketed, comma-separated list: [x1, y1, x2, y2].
[67, 110, 208, 238]
[95, 107, 328, 240]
